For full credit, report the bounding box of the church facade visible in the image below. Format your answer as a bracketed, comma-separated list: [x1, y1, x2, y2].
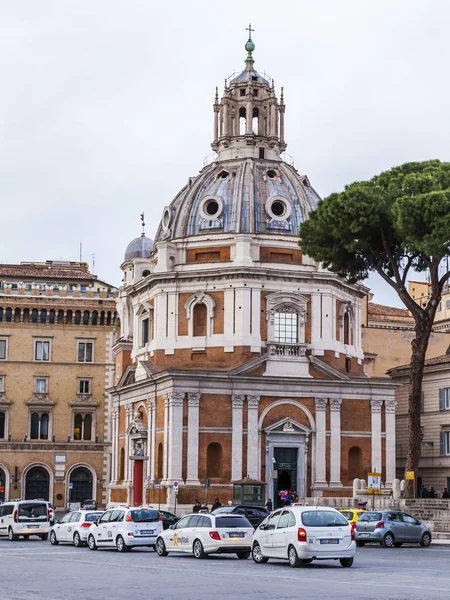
[108, 34, 397, 509]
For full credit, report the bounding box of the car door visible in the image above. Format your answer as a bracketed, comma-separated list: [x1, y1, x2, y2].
[387, 512, 405, 542]
[401, 513, 423, 542]
[0, 505, 12, 537]
[167, 515, 191, 551]
[67, 512, 82, 542]
[56, 512, 73, 542]
[272, 510, 291, 557]
[257, 511, 282, 557]
[95, 511, 112, 546]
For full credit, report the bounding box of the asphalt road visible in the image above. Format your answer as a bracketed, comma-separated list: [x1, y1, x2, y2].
[1, 539, 450, 600]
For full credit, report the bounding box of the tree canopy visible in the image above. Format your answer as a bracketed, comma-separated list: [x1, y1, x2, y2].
[299, 160, 450, 316]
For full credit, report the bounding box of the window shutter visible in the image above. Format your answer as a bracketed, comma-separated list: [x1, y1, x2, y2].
[439, 388, 445, 411]
[440, 431, 446, 456]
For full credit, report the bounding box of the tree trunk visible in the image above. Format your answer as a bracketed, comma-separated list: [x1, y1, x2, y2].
[405, 315, 434, 498]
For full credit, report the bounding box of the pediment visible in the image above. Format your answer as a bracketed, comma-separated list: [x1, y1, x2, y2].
[265, 417, 309, 435]
[118, 365, 136, 388]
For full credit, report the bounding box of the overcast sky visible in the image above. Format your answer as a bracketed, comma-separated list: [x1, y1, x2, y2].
[1, 0, 449, 305]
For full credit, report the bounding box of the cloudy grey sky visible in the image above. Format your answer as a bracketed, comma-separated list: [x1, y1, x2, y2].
[1, 0, 449, 305]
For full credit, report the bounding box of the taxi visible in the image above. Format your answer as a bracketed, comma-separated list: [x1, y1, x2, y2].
[155, 512, 253, 559]
[50, 509, 104, 546]
[338, 509, 366, 528]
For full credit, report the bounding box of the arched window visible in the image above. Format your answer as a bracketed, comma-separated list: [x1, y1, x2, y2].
[206, 442, 223, 478]
[0, 307, 3, 322]
[69, 467, 93, 503]
[100, 311, 105, 326]
[239, 106, 246, 135]
[0, 411, 5, 438]
[25, 466, 49, 500]
[119, 448, 125, 481]
[84, 414, 92, 440]
[49, 309, 55, 324]
[30, 413, 39, 439]
[57, 310, 64, 324]
[74, 414, 83, 440]
[252, 106, 259, 134]
[30, 412, 49, 440]
[66, 310, 73, 324]
[74, 310, 81, 325]
[91, 311, 98, 326]
[106, 311, 112, 326]
[339, 304, 353, 346]
[5, 308, 12, 323]
[40, 309, 47, 324]
[14, 308, 21, 322]
[83, 311, 90, 326]
[40, 413, 49, 439]
[193, 303, 207, 337]
[23, 308, 29, 323]
[157, 443, 163, 480]
[274, 309, 298, 344]
[343, 312, 350, 345]
[348, 446, 364, 480]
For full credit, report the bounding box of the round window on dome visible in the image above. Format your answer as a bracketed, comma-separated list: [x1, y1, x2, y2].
[199, 196, 223, 221]
[266, 169, 277, 179]
[265, 196, 292, 221]
[205, 200, 219, 216]
[162, 207, 173, 229]
[271, 200, 285, 217]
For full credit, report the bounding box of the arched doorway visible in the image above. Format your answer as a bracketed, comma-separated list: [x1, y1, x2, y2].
[69, 467, 93, 503]
[25, 466, 50, 500]
[0, 466, 6, 502]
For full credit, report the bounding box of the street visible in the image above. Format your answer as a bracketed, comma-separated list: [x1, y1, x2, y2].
[1, 541, 450, 600]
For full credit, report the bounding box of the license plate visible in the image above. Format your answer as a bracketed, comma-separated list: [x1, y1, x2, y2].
[28, 524, 40, 529]
[140, 530, 154, 535]
[359, 533, 370, 538]
[229, 532, 245, 538]
[320, 539, 339, 544]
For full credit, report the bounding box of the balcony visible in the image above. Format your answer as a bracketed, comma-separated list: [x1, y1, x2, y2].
[267, 342, 308, 358]
[265, 342, 311, 378]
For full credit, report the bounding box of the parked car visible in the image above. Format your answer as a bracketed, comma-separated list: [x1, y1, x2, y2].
[355, 510, 432, 547]
[50, 509, 104, 546]
[156, 513, 253, 559]
[211, 505, 269, 528]
[0, 500, 52, 541]
[339, 508, 366, 529]
[82, 499, 98, 510]
[252, 506, 355, 568]
[159, 510, 179, 530]
[87, 506, 163, 552]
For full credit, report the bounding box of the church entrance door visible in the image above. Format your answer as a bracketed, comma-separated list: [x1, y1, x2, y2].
[274, 447, 297, 507]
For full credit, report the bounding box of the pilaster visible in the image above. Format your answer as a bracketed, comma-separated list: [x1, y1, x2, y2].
[329, 398, 343, 486]
[186, 393, 201, 485]
[385, 399, 396, 486]
[371, 398, 383, 473]
[231, 395, 245, 481]
[246, 395, 260, 479]
[314, 398, 328, 488]
[167, 391, 184, 483]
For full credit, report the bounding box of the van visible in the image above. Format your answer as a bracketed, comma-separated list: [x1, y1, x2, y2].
[0, 500, 52, 541]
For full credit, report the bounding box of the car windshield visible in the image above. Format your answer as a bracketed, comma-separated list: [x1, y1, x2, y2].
[216, 516, 252, 528]
[359, 512, 383, 522]
[85, 512, 103, 522]
[130, 509, 160, 523]
[212, 506, 235, 514]
[18, 503, 48, 520]
[340, 511, 353, 520]
[301, 511, 349, 527]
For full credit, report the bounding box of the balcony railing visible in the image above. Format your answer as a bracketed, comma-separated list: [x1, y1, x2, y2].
[267, 342, 308, 358]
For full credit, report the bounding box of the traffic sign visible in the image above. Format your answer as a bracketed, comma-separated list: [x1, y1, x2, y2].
[173, 481, 179, 489]
[205, 478, 211, 489]
[405, 471, 415, 480]
[68, 482, 73, 490]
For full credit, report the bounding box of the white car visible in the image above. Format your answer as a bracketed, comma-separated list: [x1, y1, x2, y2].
[0, 500, 51, 541]
[87, 506, 163, 552]
[251, 505, 356, 568]
[50, 510, 104, 546]
[155, 512, 253, 559]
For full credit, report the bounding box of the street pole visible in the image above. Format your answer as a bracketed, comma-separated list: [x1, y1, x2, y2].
[158, 482, 161, 512]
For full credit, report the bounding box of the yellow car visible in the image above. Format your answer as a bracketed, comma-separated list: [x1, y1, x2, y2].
[339, 509, 366, 527]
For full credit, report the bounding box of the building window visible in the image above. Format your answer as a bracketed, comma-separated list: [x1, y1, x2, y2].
[274, 310, 298, 344]
[78, 379, 90, 394]
[35, 378, 48, 393]
[141, 318, 149, 347]
[439, 388, 450, 411]
[77, 342, 93, 362]
[193, 303, 207, 337]
[0, 339, 6, 360]
[0, 376, 4, 393]
[35, 340, 50, 361]
[30, 412, 50, 440]
[0, 411, 5, 438]
[206, 443, 223, 478]
[441, 431, 450, 456]
[73, 413, 93, 441]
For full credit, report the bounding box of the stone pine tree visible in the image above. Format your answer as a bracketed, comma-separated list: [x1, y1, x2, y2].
[299, 160, 450, 496]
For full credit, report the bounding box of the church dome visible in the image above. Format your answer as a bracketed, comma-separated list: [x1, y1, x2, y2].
[155, 159, 319, 242]
[124, 235, 154, 262]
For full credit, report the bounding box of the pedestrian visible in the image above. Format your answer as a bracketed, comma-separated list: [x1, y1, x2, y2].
[193, 498, 201, 513]
[420, 485, 428, 498]
[265, 498, 273, 512]
[227, 500, 233, 506]
[430, 487, 436, 499]
[441, 487, 450, 499]
[200, 503, 209, 513]
[212, 497, 221, 511]
[284, 490, 291, 506]
[279, 489, 286, 507]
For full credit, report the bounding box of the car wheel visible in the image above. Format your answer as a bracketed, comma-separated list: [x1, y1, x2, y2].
[288, 545, 302, 568]
[420, 532, 432, 547]
[116, 535, 130, 552]
[156, 537, 168, 557]
[73, 532, 82, 547]
[237, 551, 250, 560]
[382, 533, 395, 548]
[8, 528, 18, 542]
[394, 542, 403, 548]
[50, 531, 59, 545]
[356, 541, 365, 547]
[40, 533, 48, 541]
[340, 557, 354, 568]
[88, 535, 98, 551]
[193, 539, 206, 559]
[252, 542, 269, 564]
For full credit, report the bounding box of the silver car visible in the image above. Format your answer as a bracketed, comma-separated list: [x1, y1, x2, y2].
[355, 510, 431, 548]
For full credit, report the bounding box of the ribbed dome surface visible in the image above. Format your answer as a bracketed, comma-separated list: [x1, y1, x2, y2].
[124, 236, 154, 262]
[155, 158, 320, 242]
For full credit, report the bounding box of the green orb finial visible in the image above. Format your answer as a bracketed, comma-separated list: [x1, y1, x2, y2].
[245, 23, 255, 54]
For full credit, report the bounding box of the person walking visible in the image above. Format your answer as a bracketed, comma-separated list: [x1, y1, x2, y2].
[265, 498, 273, 512]
[440, 487, 450, 499]
[193, 498, 201, 513]
[211, 497, 222, 511]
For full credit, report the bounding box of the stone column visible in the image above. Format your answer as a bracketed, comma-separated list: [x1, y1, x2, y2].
[124, 405, 133, 481]
[186, 393, 201, 485]
[385, 399, 397, 486]
[246, 395, 260, 480]
[167, 392, 184, 482]
[147, 396, 156, 482]
[111, 406, 119, 482]
[329, 399, 343, 486]
[314, 398, 327, 487]
[163, 394, 170, 481]
[231, 395, 244, 481]
[371, 399, 383, 473]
